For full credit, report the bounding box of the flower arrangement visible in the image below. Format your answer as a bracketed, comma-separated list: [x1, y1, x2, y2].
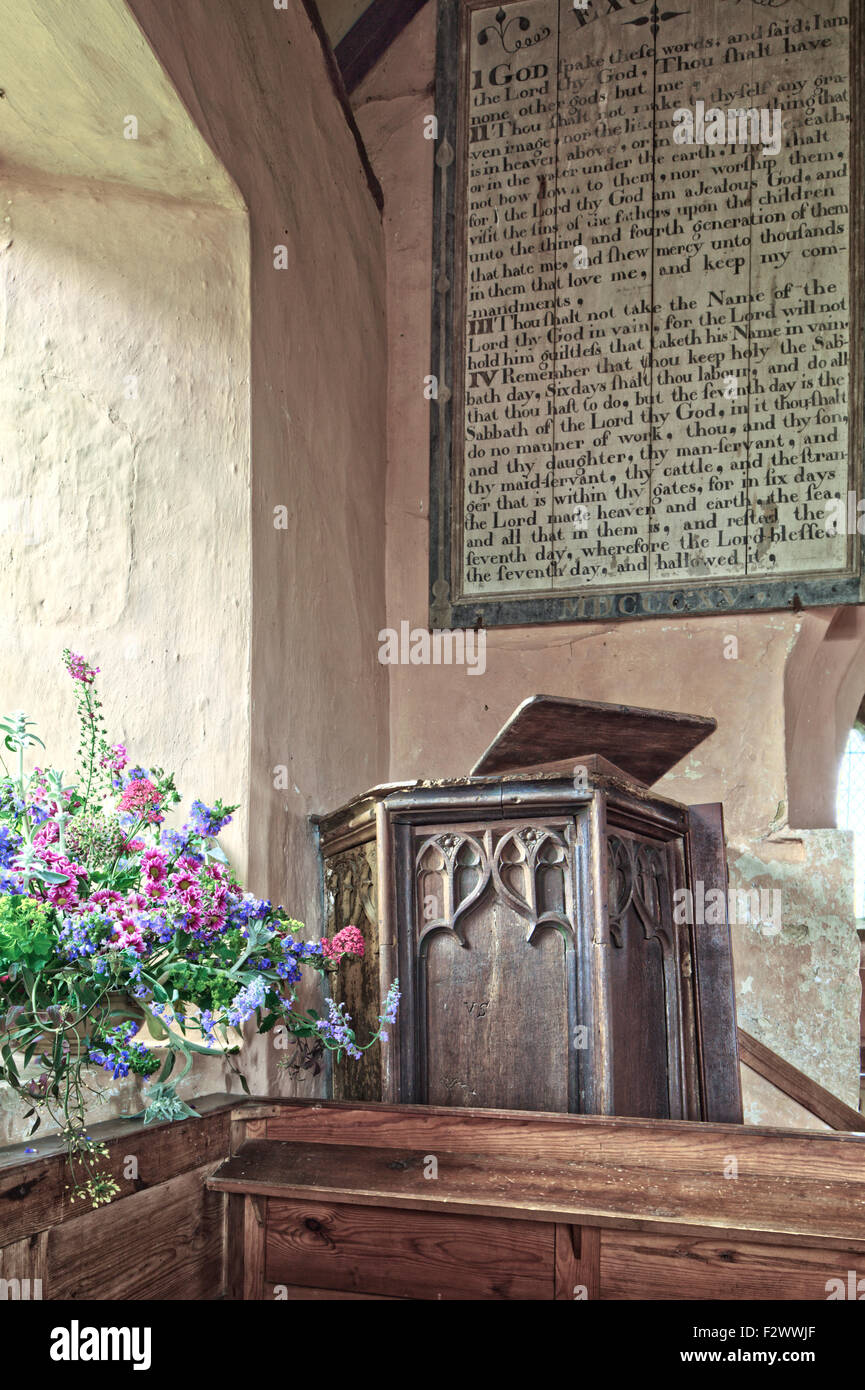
[0, 652, 399, 1205]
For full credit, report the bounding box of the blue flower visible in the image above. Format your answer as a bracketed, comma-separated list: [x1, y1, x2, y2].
[0, 827, 22, 867]
[0, 868, 24, 894]
[316, 999, 362, 1058]
[227, 893, 271, 932]
[57, 912, 112, 961]
[189, 799, 233, 839]
[160, 826, 202, 860]
[199, 1009, 217, 1043]
[380, 981, 401, 1027]
[87, 1021, 147, 1079]
[227, 975, 267, 1028]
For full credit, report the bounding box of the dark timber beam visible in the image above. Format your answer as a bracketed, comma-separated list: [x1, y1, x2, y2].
[335, 0, 431, 93]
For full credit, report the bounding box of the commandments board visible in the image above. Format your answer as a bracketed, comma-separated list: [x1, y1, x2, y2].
[429, 0, 863, 626]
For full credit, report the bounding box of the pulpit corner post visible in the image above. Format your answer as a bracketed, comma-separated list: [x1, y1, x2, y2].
[686, 801, 744, 1125]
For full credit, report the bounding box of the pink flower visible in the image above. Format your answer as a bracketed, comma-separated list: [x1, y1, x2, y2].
[117, 778, 163, 825]
[100, 743, 127, 773]
[140, 847, 168, 897]
[86, 889, 123, 909]
[111, 922, 146, 953]
[66, 652, 99, 684]
[36, 846, 84, 910]
[320, 924, 365, 961]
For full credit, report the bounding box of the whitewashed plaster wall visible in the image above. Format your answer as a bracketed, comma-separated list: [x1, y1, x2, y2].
[0, 181, 252, 1139]
[0, 0, 392, 1141]
[0, 177, 251, 876]
[0, 0, 253, 1140]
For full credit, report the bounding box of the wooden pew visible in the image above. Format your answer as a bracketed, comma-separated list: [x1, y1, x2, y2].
[209, 1098, 865, 1301]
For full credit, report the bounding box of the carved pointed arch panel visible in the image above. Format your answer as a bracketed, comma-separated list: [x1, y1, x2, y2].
[412, 819, 581, 1111]
[324, 841, 382, 1101]
[606, 829, 698, 1120]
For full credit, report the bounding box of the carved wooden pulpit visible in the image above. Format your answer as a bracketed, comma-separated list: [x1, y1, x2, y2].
[313, 697, 742, 1123]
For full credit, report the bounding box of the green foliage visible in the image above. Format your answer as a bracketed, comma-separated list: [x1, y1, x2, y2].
[0, 652, 392, 1213]
[0, 895, 57, 972]
[141, 1080, 200, 1123]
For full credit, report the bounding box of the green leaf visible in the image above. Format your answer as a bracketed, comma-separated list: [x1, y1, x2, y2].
[1, 1043, 19, 1084]
[156, 1050, 176, 1084]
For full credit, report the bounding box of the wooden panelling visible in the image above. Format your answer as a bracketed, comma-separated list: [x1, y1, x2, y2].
[0, 1094, 246, 1300]
[601, 1230, 865, 1302]
[265, 1197, 554, 1300]
[320, 769, 739, 1125]
[554, 1224, 600, 1301]
[256, 1100, 865, 1185]
[423, 892, 571, 1112]
[213, 1101, 865, 1300]
[273, 1283, 404, 1300]
[0, 1092, 236, 1245]
[0, 1159, 64, 1247]
[687, 803, 743, 1125]
[5, 1095, 865, 1301]
[0, 1230, 47, 1296]
[241, 1194, 267, 1301]
[209, 1134, 865, 1249]
[46, 1166, 224, 1301]
[225, 1195, 245, 1303]
[326, 841, 383, 1102]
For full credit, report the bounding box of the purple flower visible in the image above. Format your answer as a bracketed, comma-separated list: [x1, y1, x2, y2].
[317, 999, 362, 1059]
[189, 800, 233, 839]
[0, 827, 22, 867]
[227, 975, 267, 1028]
[380, 980, 401, 1027]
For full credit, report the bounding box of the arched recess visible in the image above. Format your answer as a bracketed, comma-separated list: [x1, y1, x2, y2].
[0, 0, 251, 1143]
[785, 606, 865, 830]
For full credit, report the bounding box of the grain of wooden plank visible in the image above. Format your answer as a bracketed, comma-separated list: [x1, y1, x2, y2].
[601, 1230, 865, 1302]
[272, 1283, 405, 1300]
[578, 1227, 601, 1302]
[259, 1100, 865, 1179]
[0, 1098, 240, 1245]
[243, 1195, 266, 1300]
[0, 1092, 243, 1172]
[207, 1139, 865, 1246]
[46, 1165, 223, 1301]
[0, 1229, 47, 1295]
[204, 1139, 865, 1251]
[0, 1161, 64, 1246]
[225, 1194, 244, 1301]
[553, 1225, 579, 1301]
[265, 1197, 554, 1300]
[471, 698, 715, 785]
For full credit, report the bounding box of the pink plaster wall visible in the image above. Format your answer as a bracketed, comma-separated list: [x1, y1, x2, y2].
[354, 5, 862, 1114]
[127, 0, 390, 1092]
[353, 6, 795, 831]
